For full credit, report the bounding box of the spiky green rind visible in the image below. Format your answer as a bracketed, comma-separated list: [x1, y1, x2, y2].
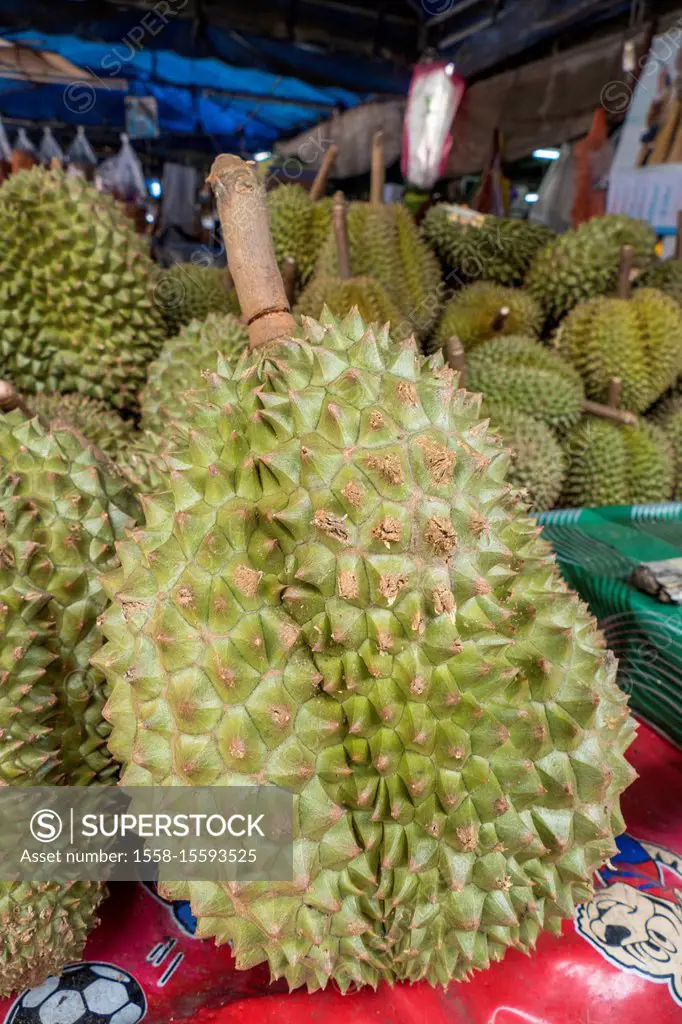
[29, 392, 135, 458]
[295, 279, 404, 329]
[422, 207, 554, 288]
[141, 312, 249, 433]
[267, 186, 333, 291]
[0, 167, 165, 411]
[0, 881, 105, 999]
[391, 204, 442, 339]
[0, 413, 139, 785]
[467, 336, 585, 431]
[432, 284, 543, 355]
[635, 258, 682, 305]
[526, 214, 657, 322]
[649, 395, 682, 499]
[316, 204, 439, 339]
[484, 404, 566, 511]
[554, 288, 682, 413]
[95, 309, 635, 993]
[561, 418, 674, 508]
[159, 264, 240, 337]
[116, 431, 173, 494]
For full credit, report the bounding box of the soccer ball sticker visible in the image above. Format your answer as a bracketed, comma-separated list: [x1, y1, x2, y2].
[4, 963, 147, 1024]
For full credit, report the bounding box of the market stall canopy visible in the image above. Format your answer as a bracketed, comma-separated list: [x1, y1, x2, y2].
[275, 100, 406, 179]
[0, 39, 126, 90]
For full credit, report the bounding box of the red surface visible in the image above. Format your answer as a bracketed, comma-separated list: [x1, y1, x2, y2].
[2, 720, 681, 1024]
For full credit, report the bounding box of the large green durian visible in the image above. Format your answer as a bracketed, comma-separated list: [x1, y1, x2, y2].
[29, 392, 135, 458]
[0, 167, 165, 410]
[0, 414, 139, 996]
[467, 336, 585, 430]
[526, 214, 657, 322]
[141, 312, 249, 433]
[561, 418, 674, 508]
[432, 283, 543, 354]
[158, 263, 240, 337]
[484, 404, 566, 511]
[422, 206, 554, 288]
[553, 288, 682, 413]
[97, 309, 635, 992]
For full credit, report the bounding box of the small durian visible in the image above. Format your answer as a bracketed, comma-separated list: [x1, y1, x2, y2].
[554, 288, 682, 413]
[158, 263, 240, 336]
[432, 282, 543, 354]
[467, 335, 585, 430]
[485, 403, 566, 511]
[29, 392, 135, 457]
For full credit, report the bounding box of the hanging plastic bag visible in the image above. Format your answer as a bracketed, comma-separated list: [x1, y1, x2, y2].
[38, 126, 64, 168]
[66, 125, 98, 178]
[11, 127, 36, 173]
[95, 133, 146, 202]
[402, 60, 466, 190]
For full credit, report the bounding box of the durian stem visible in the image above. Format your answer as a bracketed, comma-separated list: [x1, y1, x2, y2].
[583, 399, 637, 426]
[617, 245, 634, 300]
[490, 306, 510, 332]
[445, 336, 467, 386]
[309, 145, 338, 201]
[0, 379, 33, 418]
[283, 257, 297, 305]
[333, 192, 352, 280]
[607, 377, 622, 408]
[370, 131, 385, 206]
[207, 155, 296, 349]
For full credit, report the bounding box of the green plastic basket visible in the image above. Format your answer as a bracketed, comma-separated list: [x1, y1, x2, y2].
[537, 503, 682, 746]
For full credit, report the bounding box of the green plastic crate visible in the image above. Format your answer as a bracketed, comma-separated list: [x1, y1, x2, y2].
[537, 503, 682, 745]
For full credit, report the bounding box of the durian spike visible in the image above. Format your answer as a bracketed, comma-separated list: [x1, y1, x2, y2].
[583, 399, 637, 426]
[445, 336, 467, 386]
[607, 377, 622, 409]
[0, 379, 33, 418]
[370, 131, 385, 206]
[332, 191, 352, 281]
[617, 244, 634, 299]
[490, 306, 511, 332]
[283, 257, 298, 305]
[309, 144, 338, 202]
[207, 155, 296, 348]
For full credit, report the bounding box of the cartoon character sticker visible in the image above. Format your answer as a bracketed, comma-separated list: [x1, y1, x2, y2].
[576, 833, 682, 1006]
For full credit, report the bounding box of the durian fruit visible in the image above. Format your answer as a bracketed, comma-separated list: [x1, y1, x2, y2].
[0, 413, 139, 784]
[267, 184, 333, 291]
[0, 166, 165, 410]
[432, 283, 543, 354]
[467, 336, 585, 430]
[561, 418, 674, 508]
[158, 263, 240, 337]
[0, 414, 139, 996]
[116, 430, 172, 493]
[95, 155, 636, 994]
[422, 205, 554, 288]
[649, 395, 682, 498]
[0, 881, 106, 998]
[526, 214, 657, 322]
[635, 258, 682, 305]
[554, 288, 682, 413]
[29, 392, 135, 457]
[484, 404, 566, 511]
[296, 193, 404, 329]
[140, 312, 249, 433]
